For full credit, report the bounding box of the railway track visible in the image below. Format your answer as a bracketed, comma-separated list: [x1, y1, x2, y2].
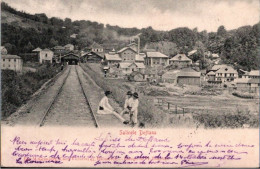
[39, 65, 99, 127]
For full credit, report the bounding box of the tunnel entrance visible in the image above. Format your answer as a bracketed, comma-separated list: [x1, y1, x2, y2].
[61, 52, 79, 65]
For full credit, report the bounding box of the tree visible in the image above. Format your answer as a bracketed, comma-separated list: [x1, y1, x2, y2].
[217, 25, 227, 37]
[50, 38, 58, 47]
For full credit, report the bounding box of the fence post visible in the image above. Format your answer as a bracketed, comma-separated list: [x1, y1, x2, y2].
[175, 105, 177, 114]
[168, 102, 170, 110]
[183, 108, 184, 116]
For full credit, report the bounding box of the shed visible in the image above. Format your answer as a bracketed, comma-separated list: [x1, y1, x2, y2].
[177, 71, 201, 86]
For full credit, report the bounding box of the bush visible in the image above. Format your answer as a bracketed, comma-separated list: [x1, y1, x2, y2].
[232, 91, 254, 99]
[1, 64, 62, 118]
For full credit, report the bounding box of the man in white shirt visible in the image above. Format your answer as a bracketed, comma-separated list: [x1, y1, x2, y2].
[97, 91, 128, 124]
[120, 91, 133, 116]
[130, 92, 139, 127]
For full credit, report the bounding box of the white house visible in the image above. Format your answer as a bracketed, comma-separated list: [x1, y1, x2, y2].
[39, 48, 54, 64]
[145, 51, 169, 67]
[119, 62, 145, 75]
[1, 54, 23, 72]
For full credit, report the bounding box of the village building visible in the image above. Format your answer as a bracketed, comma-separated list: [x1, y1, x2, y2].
[53, 46, 66, 56]
[188, 49, 197, 57]
[169, 54, 192, 68]
[1, 54, 23, 72]
[90, 42, 103, 53]
[82, 51, 104, 63]
[32, 47, 42, 53]
[212, 53, 220, 59]
[119, 62, 145, 75]
[61, 51, 79, 65]
[128, 71, 146, 82]
[70, 34, 77, 38]
[39, 48, 54, 64]
[145, 51, 169, 67]
[206, 71, 216, 81]
[236, 78, 260, 93]
[104, 52, 122, 66]
[176, 71, 201, 86]
[214, 66, 238, 83]
[162, 71, 178, 83]
[135, 53, 145, 63]
[117, 47, 137, 62]
[242, 70, 260, 79]
[64, 44, 74, 51]
[1, 46, 8, 55]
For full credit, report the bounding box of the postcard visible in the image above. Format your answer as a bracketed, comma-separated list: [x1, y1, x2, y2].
[1, 0, 259, 168]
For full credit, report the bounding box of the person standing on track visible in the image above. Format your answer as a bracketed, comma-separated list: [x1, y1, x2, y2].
[130, 92, 139, 127]
[120, 91, 133, 116]
[97, 91, 129, 124]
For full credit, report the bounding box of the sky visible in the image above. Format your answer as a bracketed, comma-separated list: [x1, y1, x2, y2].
[2, 0, 260, 32]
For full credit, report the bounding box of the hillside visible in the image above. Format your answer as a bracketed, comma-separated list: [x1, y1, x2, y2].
[1, 2, 259, 71]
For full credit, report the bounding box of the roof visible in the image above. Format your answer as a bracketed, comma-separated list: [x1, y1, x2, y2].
[170, 54, 191, 61]
[207, 71, 216, 75]
[91, 42, 103, 49]
[162, 71, 179, 79]
[117, 47, 137, 54]
[212, 53, 219, 58]
[105, 53, 121, 61]
[2, 54, 21, 59]
[130, 71, 144, 76]
[248, 70, 260, 76]
[177, 71, 201, 77]
[215, 67, 237, 74]
[143, 49, 156, 52]
[135, 54, 145, 61]
[188, 50, 197, 56]
[54, 46, 65, 50]
[127, 43, 137, 47]
[211, 64, 228, 71]
[236, 78, 260, 84]
[32, 47, 42, 52]
[146, 51, 168, 58]
[64, 44, 74, 47]
[119, 62, 145, 69]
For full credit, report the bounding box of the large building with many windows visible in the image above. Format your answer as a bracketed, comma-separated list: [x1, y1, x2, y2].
[1, 54, 23, 72]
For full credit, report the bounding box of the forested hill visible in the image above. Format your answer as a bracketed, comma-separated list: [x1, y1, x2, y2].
[1, 2, 259, 71]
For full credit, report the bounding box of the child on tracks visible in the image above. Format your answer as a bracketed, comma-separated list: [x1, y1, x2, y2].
[120, 91, 133, 116]
[97, 91, 129, 125]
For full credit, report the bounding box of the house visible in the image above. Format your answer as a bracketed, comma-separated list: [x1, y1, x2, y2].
[90, 42, 103, 53]
[1, 46, 8, 55]
[236, 78, 260, 93]
[119, 62, 145, 75]
[117, 47, 137, 62]
[169, 54, 192, 67]
[70, 34, 77, 38]
[82, 51, 104, 63]
[145, 51, 169, 67]
[162, 71, 178, 83]
[32, 47, 42, 52]
[176, 71, 201, 86]
[104, 52, 122, 66]
[128, 71, 146, 82]
[53, 46, 66, 56]
[127, 42, 138, 52]
[64, 44, 74, 51]
[206, 71, 216, 81]
[1, 54, 23, 72]
[61, 51, 79, 65]
[215, 66, 238, 83]
[39, 48, 54, 64]
[242, 70, 260, 79]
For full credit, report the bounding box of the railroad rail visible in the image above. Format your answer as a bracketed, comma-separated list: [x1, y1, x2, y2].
[39, 66, 72, 127]
[75, 65, 99, 128]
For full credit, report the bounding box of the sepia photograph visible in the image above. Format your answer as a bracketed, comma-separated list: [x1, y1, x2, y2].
[1, 0, 259, 167]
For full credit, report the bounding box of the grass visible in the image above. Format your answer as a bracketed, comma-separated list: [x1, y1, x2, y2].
[80, 63, 168, 128]
[1, 63, 62, 117]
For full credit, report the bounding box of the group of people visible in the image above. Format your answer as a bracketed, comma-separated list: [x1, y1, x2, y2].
[97, 90, 139, 127]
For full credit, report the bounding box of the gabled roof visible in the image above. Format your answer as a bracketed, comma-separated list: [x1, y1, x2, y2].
[32, 47, 42, 52]
[211, 64, 228, 71]
[188, 50, 197, 56]
[2, 54, 21, 59]
[117, 47, 137, 54]
[64, 44, 74, 47]
[177, 71, 201, 77]
[105, 53, 121, 61]
[119, 62, 145, 69]
[215, 67, 237, 74]
[135, 54, 145, 61]
[162, 70, 179, 79]
[91, 42, 103, 49]
[170, 54, 191, 61]
[130, 71, 144, 77]
[207, 71, 215, 75]
[146, 51, 168, 58]
[248, 70, 260, 76]
[89, 51, 105, 59]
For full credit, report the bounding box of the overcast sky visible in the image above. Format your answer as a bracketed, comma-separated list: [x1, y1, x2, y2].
[3, 0, 260, 32]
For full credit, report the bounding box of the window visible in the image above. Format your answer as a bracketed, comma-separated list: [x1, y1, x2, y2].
[3, 59, 5, 61]
[45, 54, 48, 57]
[14, 59, 16, 62]
[9, 59, 10, 62]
